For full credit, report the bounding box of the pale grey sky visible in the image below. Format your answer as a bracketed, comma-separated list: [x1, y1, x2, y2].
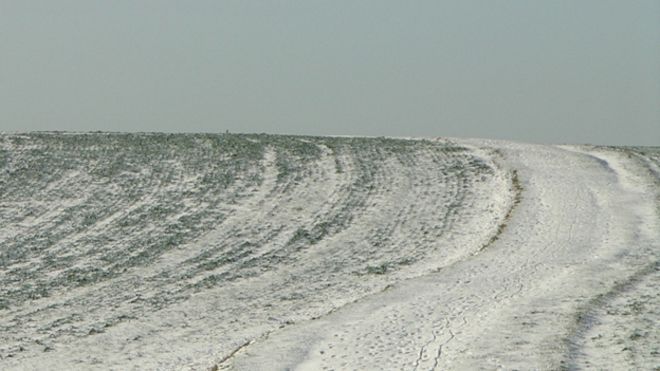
[1, 1, 658, 145]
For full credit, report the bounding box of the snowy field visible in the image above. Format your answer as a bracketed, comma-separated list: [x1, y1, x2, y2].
[0, 133, 657, 370]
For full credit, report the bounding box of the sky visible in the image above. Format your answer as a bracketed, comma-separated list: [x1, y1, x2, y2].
[0, 1, 658, 145]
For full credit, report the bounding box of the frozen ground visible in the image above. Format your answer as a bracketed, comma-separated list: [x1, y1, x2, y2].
[0, 133, 657, 370]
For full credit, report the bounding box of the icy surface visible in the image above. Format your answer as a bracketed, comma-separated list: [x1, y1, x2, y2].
[0, 133, 657, 370]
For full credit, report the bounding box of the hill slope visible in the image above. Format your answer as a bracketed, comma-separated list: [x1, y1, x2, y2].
[0, 133, 657, 370]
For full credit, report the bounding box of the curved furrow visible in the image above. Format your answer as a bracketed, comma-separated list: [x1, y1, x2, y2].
[178, 142, 344, 286]
[218, 142, 514, 370]
[1, 134, 513, 370]
[2, 138, 324, 342]
[0, 133, 271, 355]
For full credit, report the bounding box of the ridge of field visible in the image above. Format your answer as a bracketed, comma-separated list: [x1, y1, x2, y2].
[0, 133, 513, 370]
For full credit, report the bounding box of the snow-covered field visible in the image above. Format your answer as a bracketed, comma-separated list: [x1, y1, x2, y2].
[0, 133, 657, 370]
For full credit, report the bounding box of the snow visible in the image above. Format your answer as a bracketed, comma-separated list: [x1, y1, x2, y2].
[0, 133, 657, 370]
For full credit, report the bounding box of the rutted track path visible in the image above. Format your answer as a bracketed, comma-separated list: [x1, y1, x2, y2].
[225, 140, 659, 370]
